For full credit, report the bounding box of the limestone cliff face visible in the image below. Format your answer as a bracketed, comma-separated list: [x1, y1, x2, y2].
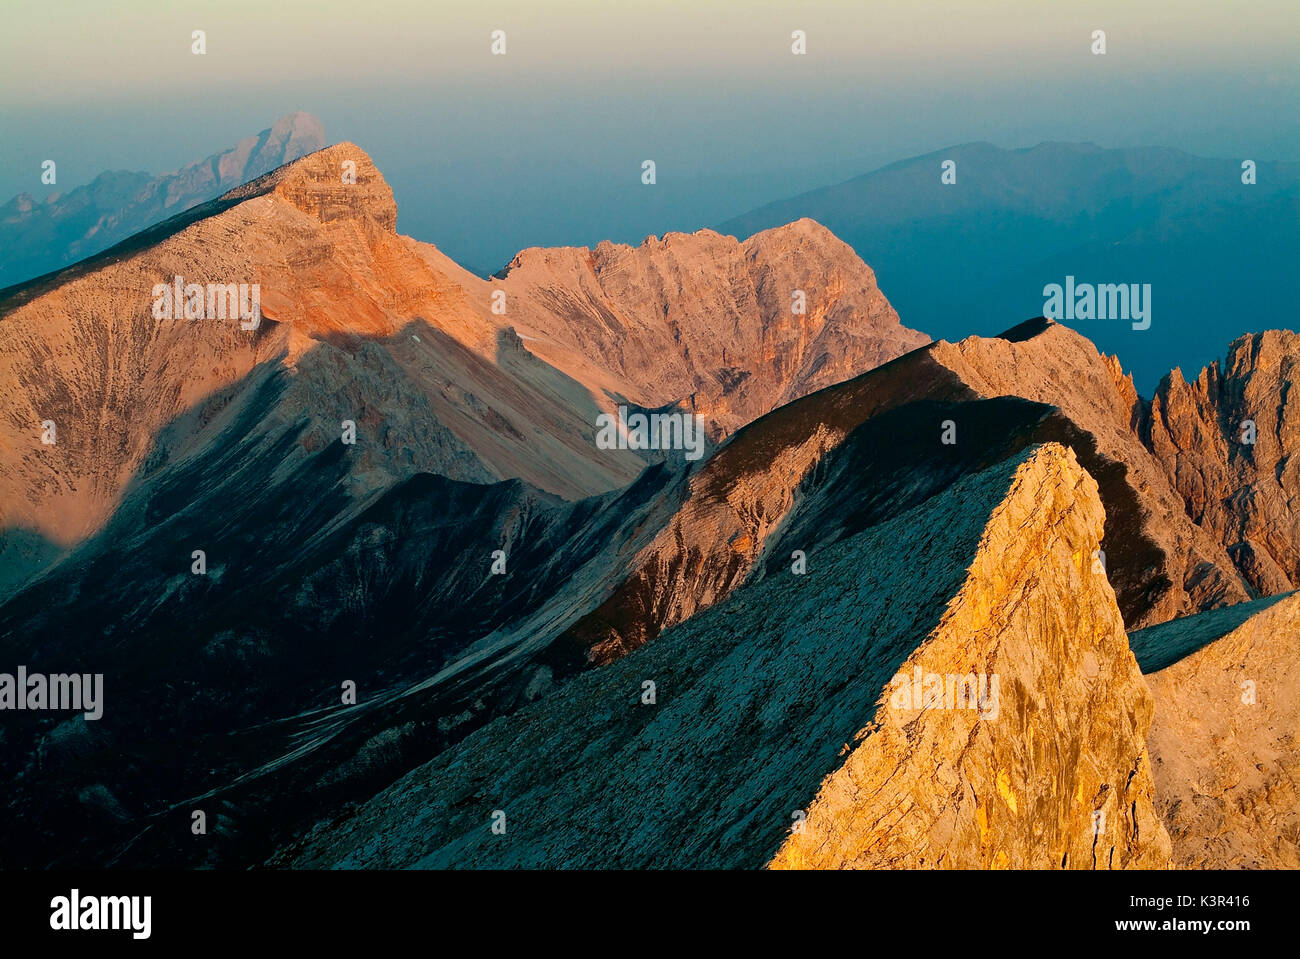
[927, 320, 1250, 627]
[1144, 330, 1300, 599]
[269, 142, 398, 232]
[274, 445, 1171, 869]
[770, 444, 1170, 869]
[494, 218, 929, 438]
[1138, 591, 1300, 868]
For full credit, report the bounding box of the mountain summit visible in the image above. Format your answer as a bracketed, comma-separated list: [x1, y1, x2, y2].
[0, 141, 927, 575]
[0, 111, 326, 289]
[720, 140, 1300, 392]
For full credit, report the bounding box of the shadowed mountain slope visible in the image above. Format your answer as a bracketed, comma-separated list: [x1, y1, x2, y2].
[549, 316, 1266, 673]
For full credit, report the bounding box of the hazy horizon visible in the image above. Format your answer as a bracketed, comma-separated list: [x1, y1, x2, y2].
[4, 0, 1298, 272]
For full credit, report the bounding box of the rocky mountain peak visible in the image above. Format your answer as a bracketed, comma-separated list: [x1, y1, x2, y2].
[1145, 325, 1300, 598]
[263, 142, 397, 232]
[0, 113, 327, 290]
[266, 110, 326, 156]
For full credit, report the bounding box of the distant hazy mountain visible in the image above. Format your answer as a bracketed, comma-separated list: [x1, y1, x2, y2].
[720, 142, 1300, 392]
[0, 111, 324, 289]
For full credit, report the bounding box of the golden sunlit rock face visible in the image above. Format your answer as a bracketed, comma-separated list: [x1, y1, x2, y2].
[1146, 331, 1300, 600]
[1141, 592, 1300, 868]
[925, 323, 1251, 627]
[771, 445, 1170, 869]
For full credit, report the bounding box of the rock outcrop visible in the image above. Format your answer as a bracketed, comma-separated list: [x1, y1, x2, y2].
[926, 319, 1250, 626]
[492, 218, 928, 438]
[1136, 591, 1300, 868]
[1144, 330, 1300, 600]
[773, 444, 1170, 869]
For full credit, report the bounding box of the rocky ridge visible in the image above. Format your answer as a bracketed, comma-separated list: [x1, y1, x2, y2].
[276, 445, 1172, 869]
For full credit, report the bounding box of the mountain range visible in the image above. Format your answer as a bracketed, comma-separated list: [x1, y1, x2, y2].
[0, 112, 324, 290]
[0, 133, 1296, 870]
[720, 141, 1300, 393]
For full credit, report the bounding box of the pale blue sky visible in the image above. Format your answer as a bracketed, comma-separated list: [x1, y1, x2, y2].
[2, 0, 1297, 272]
